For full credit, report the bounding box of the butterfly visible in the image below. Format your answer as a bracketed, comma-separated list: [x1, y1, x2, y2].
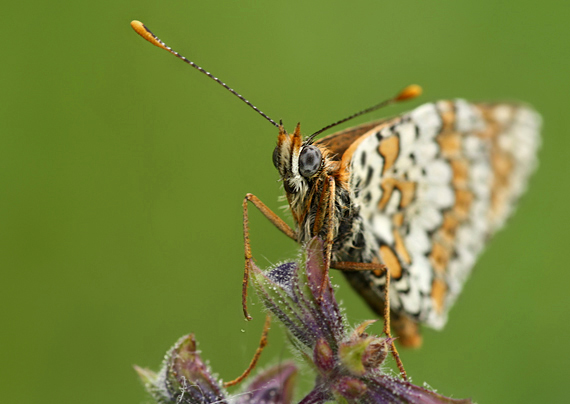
[131, 21, 541, 348]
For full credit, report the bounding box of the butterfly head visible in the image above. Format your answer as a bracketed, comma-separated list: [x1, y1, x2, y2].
[272, 123, 332, 198]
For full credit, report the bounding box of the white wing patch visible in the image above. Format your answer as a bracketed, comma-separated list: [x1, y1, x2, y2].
[347, 100, 541, 329]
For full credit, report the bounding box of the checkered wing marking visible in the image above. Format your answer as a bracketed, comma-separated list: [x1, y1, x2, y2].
[344, 100, 541, 329]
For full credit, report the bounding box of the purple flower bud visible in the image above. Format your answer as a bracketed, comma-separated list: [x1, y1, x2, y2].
[251, 238, 345, 357]
[139, 334, 228, 404]
[136, 334, 229, 403]
[136, 335, 299, 404]
[313, 338, 335, 373]
[235, 362, 298, 404]
[332, 376, 368, 400]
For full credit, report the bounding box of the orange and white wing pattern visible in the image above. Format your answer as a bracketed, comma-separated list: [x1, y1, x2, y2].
[343, 100, 541, 329]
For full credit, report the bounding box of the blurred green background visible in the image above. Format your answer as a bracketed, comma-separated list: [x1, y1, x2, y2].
[1, 1, 568, 403]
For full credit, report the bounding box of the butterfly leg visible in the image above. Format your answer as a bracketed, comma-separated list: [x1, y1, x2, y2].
[332, 261, 387, 273]
[242, 193, 297, 320]
[324, 177, 336, 273]
[333, 261, 423, 349]
[314, 176, 337, 301]
[331, 261, 407, 380]
[223, 313, 271, 387]
[381, 268, 407, 380]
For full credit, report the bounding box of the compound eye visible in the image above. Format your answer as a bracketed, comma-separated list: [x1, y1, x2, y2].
[272, 146, 280, 169]
[299, 145, 322, 178]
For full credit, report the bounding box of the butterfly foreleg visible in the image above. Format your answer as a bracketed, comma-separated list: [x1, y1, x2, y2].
[324, 176, 336, 275]
[242, 193, 297, 320]
[316, 176, 336, 300]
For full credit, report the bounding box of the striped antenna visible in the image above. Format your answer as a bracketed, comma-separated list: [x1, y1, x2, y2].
[307, 84, 422, 142]
[131, 21, 280, 129]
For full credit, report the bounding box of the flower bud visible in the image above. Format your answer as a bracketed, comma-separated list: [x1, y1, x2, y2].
[313, 338, 335, 373]
[333, 376, 367, 400]
[135, 334, 227, 404]
[339, 338, 369, 376]
[235, 362, 298, 404]
[362, 338, 389, 371]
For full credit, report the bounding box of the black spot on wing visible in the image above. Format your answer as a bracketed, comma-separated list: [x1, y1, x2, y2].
[363, 166, 374, 188]
[353, 177, 362, 198]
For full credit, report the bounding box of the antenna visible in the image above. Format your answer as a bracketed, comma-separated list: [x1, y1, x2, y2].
[131, 20, 280, 129]
[307, 84, 422, 142]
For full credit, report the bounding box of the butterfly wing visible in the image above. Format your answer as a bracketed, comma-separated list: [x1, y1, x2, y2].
[317, 119, 392, 159]
[325, 100, 541, 329]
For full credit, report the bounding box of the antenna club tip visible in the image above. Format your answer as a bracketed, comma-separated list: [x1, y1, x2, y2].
[130, 20, 146, 34]
[130, 20, 168, 51]
[395, 84, 422, 102]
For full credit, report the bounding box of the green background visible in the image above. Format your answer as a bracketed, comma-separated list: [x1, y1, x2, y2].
[1, 1, 568, 403]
